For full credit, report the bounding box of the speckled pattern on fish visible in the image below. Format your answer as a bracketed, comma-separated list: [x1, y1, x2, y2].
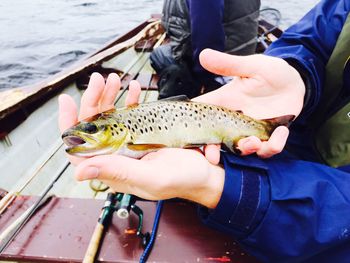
[62, 100, 293, 158]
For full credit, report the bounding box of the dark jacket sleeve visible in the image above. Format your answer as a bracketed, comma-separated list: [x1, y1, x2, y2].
[264, 0, 349, 117]
[199, 152, 350, 262]
[199, 1, 350, 262]
[188, 0, 225, 82]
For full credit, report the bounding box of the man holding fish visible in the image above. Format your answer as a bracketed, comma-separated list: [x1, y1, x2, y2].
[59, 0, 350, 261]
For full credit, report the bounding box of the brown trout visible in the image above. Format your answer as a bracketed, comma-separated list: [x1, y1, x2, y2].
[62, 99, 293, 158]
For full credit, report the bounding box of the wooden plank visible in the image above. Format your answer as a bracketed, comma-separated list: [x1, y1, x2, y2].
[0, 84, 81, 192]
[0, 197, 259, 263]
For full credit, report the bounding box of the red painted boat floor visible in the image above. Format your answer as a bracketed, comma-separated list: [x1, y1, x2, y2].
[0, 196, 259, 262]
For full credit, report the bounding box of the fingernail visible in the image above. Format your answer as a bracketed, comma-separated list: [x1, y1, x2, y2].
[83, 166, 99, 179]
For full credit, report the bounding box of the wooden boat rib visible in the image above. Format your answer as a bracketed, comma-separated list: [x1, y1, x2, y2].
[0, 14, 281, 263]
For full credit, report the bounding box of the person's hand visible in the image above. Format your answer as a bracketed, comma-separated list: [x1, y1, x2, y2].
[195, 49, 306, 164]
[58, 72, 141, 165]
[58, 72, 225, 208]
[75, 148, 224, 208]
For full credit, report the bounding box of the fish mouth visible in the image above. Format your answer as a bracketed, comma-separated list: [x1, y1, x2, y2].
[62, 130, 100, 156]
[62, 135, 86, 147]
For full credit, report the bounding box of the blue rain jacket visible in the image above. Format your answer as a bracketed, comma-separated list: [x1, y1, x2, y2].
[199, 0, 350, 262]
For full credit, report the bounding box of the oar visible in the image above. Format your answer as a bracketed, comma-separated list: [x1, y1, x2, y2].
[83, 192, 119, 263]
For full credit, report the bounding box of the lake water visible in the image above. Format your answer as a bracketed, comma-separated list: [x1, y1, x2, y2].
[0, 0, 319, 90]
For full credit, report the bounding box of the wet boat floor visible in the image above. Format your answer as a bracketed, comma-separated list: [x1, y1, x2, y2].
[0, 196, 259, 263]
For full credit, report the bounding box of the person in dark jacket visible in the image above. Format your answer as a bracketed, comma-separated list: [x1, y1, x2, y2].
[150, 0, 260, 99]
[59, 0, 350, 262]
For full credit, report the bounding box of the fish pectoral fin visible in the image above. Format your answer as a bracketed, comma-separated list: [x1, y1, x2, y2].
[183, 143, 206, 149]
[223, 137, 245, 155]
[126, 143, 167, 151]
[126, 103, 139, 109]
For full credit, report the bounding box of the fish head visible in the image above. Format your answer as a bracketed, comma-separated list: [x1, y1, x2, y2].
[62, 112, 129, 157]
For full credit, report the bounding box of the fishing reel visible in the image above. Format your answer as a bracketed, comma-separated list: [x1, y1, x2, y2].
[114, 193, 151, 247]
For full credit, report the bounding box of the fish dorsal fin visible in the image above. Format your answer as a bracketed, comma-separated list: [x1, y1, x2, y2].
[159, 95, 190, 102]
[262, 115, 295, 127]
[127, 143, 166, 151]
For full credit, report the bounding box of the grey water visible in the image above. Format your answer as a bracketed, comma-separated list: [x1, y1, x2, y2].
[0, 0, 319, 90]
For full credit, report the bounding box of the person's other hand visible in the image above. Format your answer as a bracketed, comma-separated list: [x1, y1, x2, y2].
[195, 49, 306, 164]
[58, 72, 141, 165]
[74, 148, 225, 208]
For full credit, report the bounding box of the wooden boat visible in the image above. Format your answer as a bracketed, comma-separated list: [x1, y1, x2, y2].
[0, 13, 282, 263]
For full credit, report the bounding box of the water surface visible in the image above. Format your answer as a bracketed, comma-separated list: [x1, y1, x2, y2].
[0, 0, 319, 90]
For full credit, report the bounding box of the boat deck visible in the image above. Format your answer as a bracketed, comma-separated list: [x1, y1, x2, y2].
[0, 196, 259, 263]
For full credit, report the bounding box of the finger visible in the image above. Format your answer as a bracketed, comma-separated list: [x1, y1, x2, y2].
[204, 144, 221, 165]
[237, 136, 262, 156]
[58, 94, 78, 133]
[256, 126, 289, 158]
[99, 73, 121, 111]
[58, 94, 87, 166]
[199, 48, 263, 77]
[125, 80, 141, 106]
[79, 72, 106, 120]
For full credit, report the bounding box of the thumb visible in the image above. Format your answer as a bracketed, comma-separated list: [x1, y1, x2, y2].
[75, 155, 146, 183]
[199, 48, 263, 77]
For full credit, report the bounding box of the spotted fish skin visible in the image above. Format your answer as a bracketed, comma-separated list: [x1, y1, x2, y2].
[62, 100, 293, 158]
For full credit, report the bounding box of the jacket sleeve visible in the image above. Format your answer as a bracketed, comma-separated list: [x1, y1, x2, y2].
[264, 0, 349, 117]
[188, 0, 225, 82]
[199, 152, 350, 262]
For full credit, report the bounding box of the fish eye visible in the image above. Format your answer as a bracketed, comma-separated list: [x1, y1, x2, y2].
[82, 122, 98, 134]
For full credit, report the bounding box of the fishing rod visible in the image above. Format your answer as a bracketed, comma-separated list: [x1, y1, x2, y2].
[83, 192, 119, 263]
[0, 195, 54, 244]
[0, 161, 69, 254]
[83, 192, 154, 263]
